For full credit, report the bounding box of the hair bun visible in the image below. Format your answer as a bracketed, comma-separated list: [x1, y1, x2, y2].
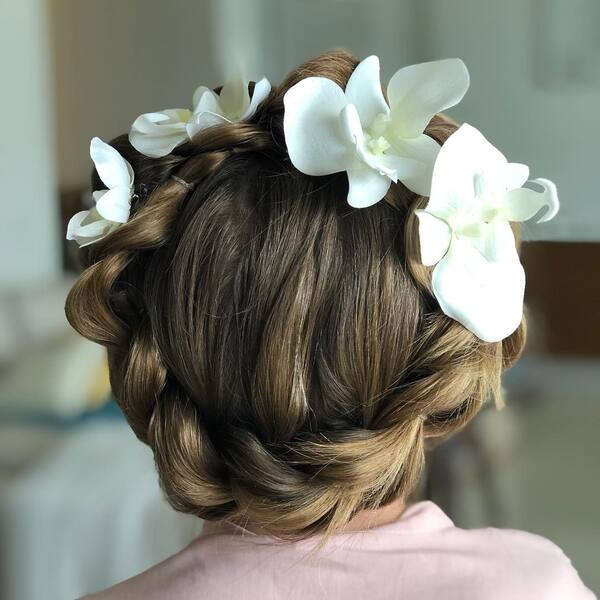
[66, 50, 526, 542]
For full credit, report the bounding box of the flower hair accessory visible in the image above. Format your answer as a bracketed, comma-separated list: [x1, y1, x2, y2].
[66, 137, 134, 247]
[68, 54, 560, 345]
[283, 56, 470, 207]
[416, 124, 559, 342]
[129, 73, 271, 158]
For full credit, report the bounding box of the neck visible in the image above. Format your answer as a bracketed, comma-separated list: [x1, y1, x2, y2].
[342, 496, 407, 532]
[231, 496, 407, 536]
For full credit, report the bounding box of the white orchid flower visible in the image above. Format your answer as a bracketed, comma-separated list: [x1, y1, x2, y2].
[66, 137, 134, 247]
[416, 124, 559, 342]
[129, 75, 271, 158]
[283, 56, 470, 208]
[186, 76, 271, 138]
[129, 108, 193, 159]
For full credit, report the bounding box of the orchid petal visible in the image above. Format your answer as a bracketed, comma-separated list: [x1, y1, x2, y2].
[218, 74, 249, 119]
[344, 55, 390, 126]
[66, 208, 118, 247]
[388, 134, 440, 196]
[501, 178, 559, 223]
[129, 111, 190, 158]
[339, 103, 419, 184]
[129, 130, 188, 158]
[283, 77, 351, 176]
[371, 152, 430, 185]
[340, 103, 395, 178]
[192, 87, 220, 114]
[387, 59, 470, 139]
[66, 210, 93, 240]
[90, 137, 134, 189]
[131, 110, 190, 133]
[94, 186, 131, 223]
[425, 124, 506, 220]
[186, 111, 231, 139]
[241, 77, 271, 120]
[431, 238, 525, 342]
[130, 111, 170, 134]
[346, 160, 392, 208]
[162, 108, 192, 123]
[485, 220, 519, 262]
[415, 210, 452, 266]
[340, 103, 366, 149]
[92, 189, 107, 204]
[504, 162, 529, 191]
[462, 220, 518, 263]
[76, 210, 114, 237]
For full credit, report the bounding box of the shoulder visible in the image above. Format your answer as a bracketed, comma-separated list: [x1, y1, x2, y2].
[80, 529, 255, 600]
[81, 538, 208, 600]
[452, 525, 595, 599]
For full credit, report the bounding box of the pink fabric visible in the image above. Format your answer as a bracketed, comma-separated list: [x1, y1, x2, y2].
[86, 501, 595, 599]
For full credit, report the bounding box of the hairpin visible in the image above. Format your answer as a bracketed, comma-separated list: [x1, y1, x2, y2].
[66, 137, 134, 247]
[283, 55, 470, 207]
[129, 73, 271, 158]
[415, 123, 558, 342]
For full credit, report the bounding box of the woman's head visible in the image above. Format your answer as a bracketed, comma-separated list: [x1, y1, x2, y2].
[65, 49, 525, 540]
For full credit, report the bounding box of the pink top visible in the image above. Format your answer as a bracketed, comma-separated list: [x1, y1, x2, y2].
[87, 501, 595, 599]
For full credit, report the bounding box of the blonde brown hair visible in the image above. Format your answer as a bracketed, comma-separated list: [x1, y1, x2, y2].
[65, 50, 525, 541]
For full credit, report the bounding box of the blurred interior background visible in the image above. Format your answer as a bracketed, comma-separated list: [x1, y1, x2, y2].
[0, 0, 598, 598]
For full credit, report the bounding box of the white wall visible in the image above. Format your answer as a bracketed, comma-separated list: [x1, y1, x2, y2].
[0, 0, 60, 290]
[50, 0, 221, 189]
[50, 0, 418, 189]
[249, 0, 419, 81]
[412, 0, 600, 241]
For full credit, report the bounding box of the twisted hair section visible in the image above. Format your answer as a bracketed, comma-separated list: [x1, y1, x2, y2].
[65, 49, 525, 542]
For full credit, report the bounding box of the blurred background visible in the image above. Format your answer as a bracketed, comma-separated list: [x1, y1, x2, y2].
[0, 0, 598, 598]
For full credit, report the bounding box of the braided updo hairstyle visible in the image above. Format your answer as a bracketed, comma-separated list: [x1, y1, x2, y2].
[65, 50, 526, 541]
